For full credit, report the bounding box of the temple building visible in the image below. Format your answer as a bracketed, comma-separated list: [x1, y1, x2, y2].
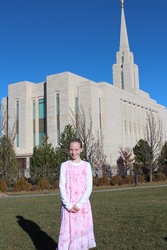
[1, 2, 167, 177]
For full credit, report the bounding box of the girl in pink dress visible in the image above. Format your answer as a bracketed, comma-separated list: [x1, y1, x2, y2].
[57, 138, 96, 250]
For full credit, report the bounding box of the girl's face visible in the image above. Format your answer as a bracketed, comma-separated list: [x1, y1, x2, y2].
[69, 142, 83, 161]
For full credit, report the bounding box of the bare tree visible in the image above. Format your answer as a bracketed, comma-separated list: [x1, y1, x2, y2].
[89, 136, 107, 177]
[0, 103, 7, 138]
[145, 111, 163, 182]
[70, 106, 108, 177]
[70, 106, 95, 161]
[0, 103, 16, 144]
[118, 147, 134, 176]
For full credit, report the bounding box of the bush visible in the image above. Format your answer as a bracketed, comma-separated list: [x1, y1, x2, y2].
[0, 179, 8, 192]
[111, 175, 123, 186]
[123, 175, 135, 184]
[97, 176, 110, 186]
[30, 185, 39, 191]
[13, 178, 31, 192]
[93, 177, 98, 186]
[38, 179, 50, 190]
[138, 174, 146, 183]
[53, 179, 59, 189]
[152, 175, 157, 182]
[156, 172, 166, 182]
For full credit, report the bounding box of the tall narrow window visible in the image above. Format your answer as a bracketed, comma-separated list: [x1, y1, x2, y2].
[121, 70, 124, 90]
[99, 97, 102, 142]
[16, 100, 19, 147]
[121, 52, 124, 90]
[33, 100, 36, 147]
[39, 98, 46, 147]
[56, 93, 60, 145]
[75, 97, 79, 136]
[122, 55, 124, 65]
[134, 72, 136, 88]
[75, 97, 78, 113]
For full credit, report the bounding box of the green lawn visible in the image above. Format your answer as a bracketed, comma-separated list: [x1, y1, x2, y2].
[0, 187, 167, 250]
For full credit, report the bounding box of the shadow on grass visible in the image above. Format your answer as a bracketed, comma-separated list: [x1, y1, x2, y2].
[163, 236, 167, 242]
[16, 216, 57, 250]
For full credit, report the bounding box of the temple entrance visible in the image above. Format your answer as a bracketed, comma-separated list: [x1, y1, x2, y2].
[18, 158, 26, 178]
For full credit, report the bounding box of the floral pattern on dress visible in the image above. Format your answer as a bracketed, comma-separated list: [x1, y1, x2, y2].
[57, 160, 96, 250]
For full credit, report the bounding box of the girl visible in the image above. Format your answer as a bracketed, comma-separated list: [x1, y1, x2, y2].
[57, 138, 96, 250]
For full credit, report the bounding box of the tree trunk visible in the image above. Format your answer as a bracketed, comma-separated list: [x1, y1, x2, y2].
[149, 167, 152, 182]
[43, 165, 46, 179]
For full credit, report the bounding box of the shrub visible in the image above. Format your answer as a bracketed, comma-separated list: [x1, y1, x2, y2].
[38, 179, 50, 190]
[111, 175, 123, 186]
[156, 172, 166, 182]
[138, 174, 146, 183]
[53, 179, 59, 189]
[97, 176, 110, 186]
[123, 175, 135, 184]
[13, 178, 31, 192]
[152, 175, 157, 182]
[0, 179, 8, 192]
[30, 185, 39, 191]
[93, 177, 98, 186]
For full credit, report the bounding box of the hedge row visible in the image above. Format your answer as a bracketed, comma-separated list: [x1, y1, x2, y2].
[0, 172, 167, 192]
[93, 172, 167, 186]
[0, 178, 59, 192]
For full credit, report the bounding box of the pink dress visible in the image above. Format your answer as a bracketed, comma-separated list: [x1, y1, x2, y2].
[57, 160, 96, 250]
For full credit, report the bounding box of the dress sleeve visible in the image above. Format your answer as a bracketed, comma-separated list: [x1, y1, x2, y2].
[59, 163, 73, 211]
[76, 162, 93, 209]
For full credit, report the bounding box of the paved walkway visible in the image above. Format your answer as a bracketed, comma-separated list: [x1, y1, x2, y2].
[0, 184, 167, 199]
[93, 184, 167, 193]
[0, 192, 8, 197]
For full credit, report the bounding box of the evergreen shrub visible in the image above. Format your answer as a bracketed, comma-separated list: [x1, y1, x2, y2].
[38, 179, 50, 190]
[111, 175, 123, 186]
[123, 175, 135, 184]
[13, 178, 31, 192]
[138, 174, 146, 183]
[156, 172, 166, 181]
[97, 176, 110, 186]
[0, 179, 8, 192]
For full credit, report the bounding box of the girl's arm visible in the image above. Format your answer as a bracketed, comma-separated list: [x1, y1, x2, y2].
[76, 162, 92, 209]
[59, 163, 73, 211]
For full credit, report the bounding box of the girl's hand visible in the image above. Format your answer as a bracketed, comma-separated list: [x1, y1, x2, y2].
[70, 205, 80, 213]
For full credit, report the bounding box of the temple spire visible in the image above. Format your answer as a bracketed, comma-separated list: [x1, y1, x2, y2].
[120, 1, 130, 51]
[113, 0, 140, 92]
[121, 0, 124, 8]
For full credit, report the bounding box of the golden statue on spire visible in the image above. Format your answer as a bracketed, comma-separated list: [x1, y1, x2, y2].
[121, 0, 124, 8]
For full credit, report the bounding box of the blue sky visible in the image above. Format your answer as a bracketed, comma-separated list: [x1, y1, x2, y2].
[0, 0, 167, 107]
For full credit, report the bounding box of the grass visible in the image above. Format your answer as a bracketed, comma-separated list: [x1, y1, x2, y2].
[0, 186, 167, 250]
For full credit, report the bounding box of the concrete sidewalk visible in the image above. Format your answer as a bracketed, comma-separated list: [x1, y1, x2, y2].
[0, 192, 8, 197]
